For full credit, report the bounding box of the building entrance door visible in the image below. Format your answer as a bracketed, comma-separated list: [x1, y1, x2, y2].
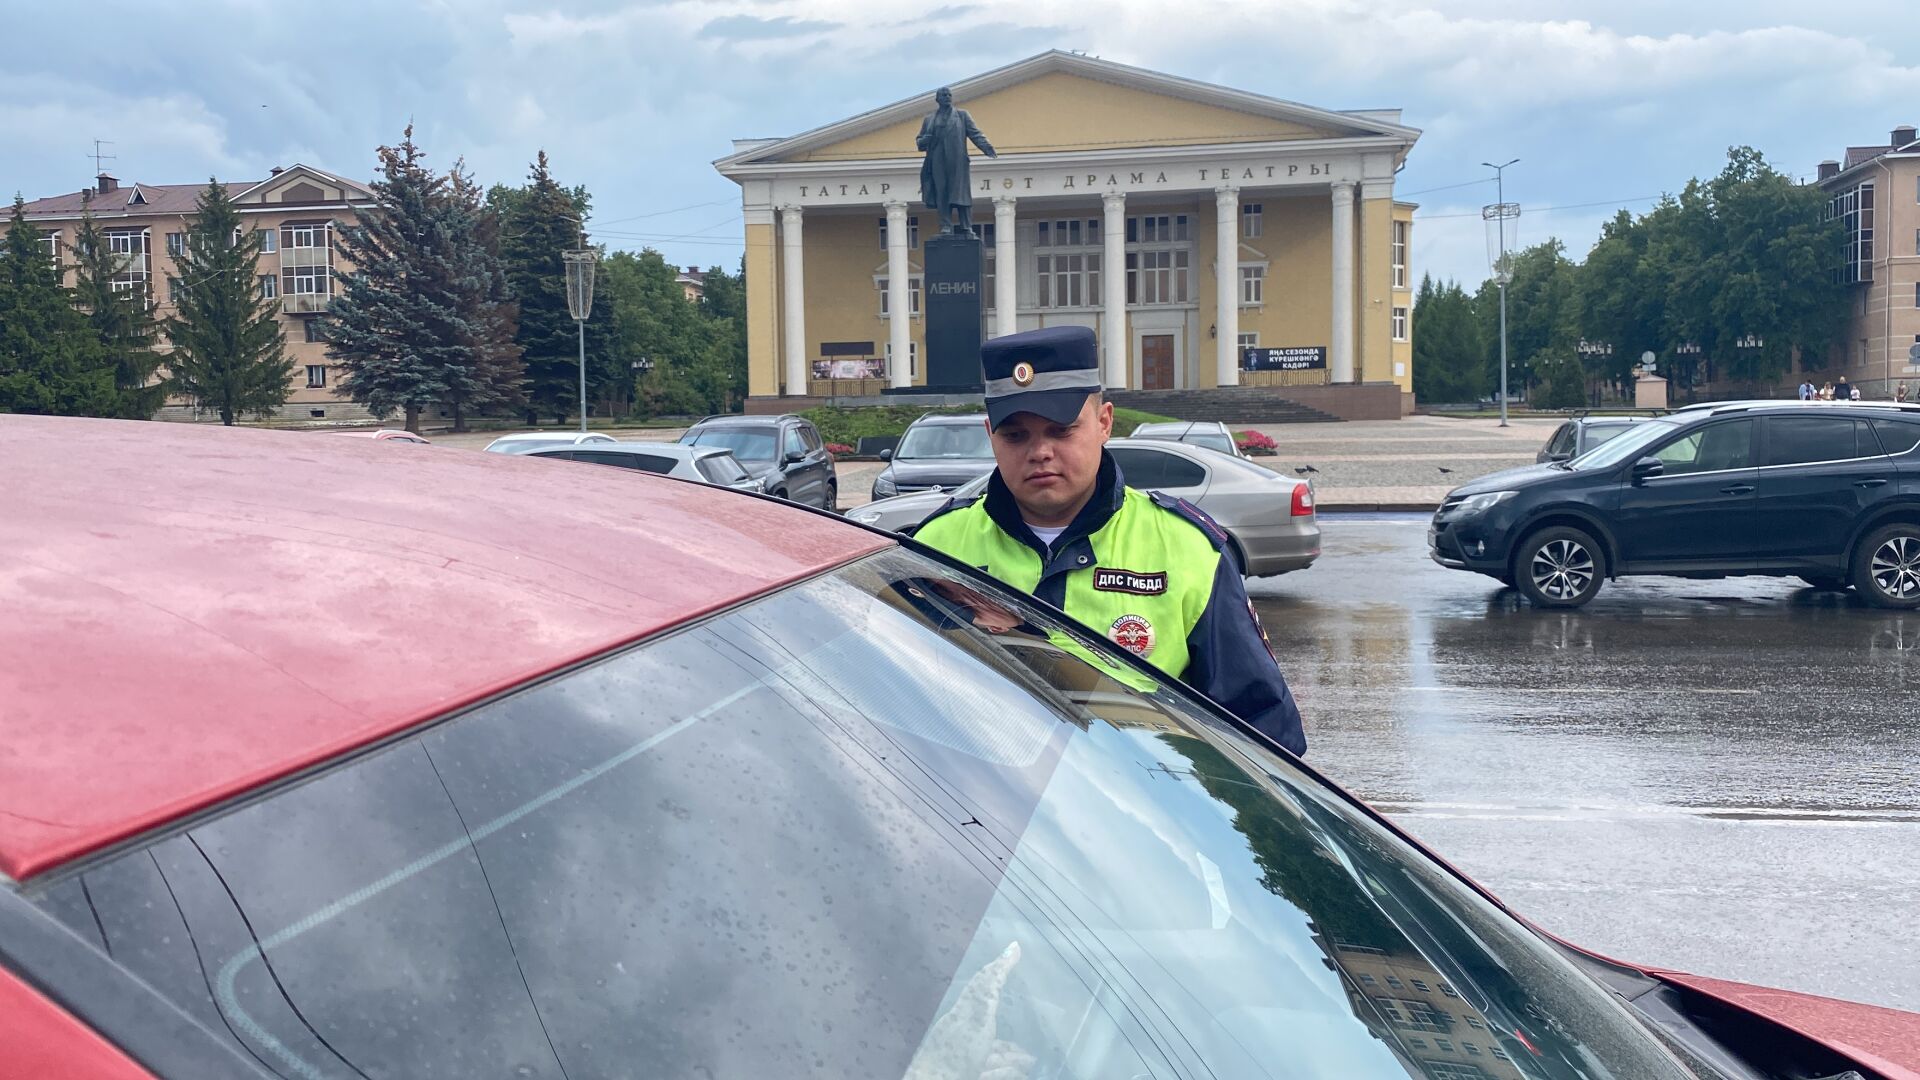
[1142, 334, 1176, 390]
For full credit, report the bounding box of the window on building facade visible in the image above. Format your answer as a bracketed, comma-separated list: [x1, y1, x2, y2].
[1036, 253, 1101, 308]
[1393, 306, 1409, 341]
[260, 274, 277, 300]
[280, 221, 333, 312]
[1827, 183, 1875, 284]
[1237, 332, 1258, 349]
[876, 276, 922, 317]
[1392, 220, 1409, 288]
[877, 216, 920, 250]
[885, 340, 916, 377]
[38, 233, 60, 269]
[1124, 215, 1192, 305]
[307, 365, 327, 388]
[166, 232, 187, 258]
[257, 228, 276, 253]
[981, 223, 995, 312]
[1240, 265, 1265, 305]
[167, 277, 182, 304]
[104, 228, 151, 301]
[304, 319, 325, 344]
[1242, 203, 1262, 238]
[1036, 218, 1100, 248]
[1126, 214, 1190, 244]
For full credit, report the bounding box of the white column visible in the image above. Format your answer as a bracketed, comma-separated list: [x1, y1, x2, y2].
[884, 202, 912, 388]
[993, 196, 1018, 338]
[1330, 182, 1356, 384]
[1102, 192, 1128, 389]
[780, 205, 807, 396]
[1214, 186, 1240, 388]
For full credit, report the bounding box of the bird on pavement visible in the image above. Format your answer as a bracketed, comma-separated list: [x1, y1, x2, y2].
[1437, 467, 1455, 475]
[1294, 465, 1319, 475]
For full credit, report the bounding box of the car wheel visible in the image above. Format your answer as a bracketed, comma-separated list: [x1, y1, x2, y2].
[1514, 526, 1605, 609]
[824, 482, 838, 513]
[771, 488, 788, 502]
[1798, 575, 1850, 592]
[1852, 523, 1920, 609]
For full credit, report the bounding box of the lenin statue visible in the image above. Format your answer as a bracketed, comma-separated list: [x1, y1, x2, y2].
[917, 87, 996, 237]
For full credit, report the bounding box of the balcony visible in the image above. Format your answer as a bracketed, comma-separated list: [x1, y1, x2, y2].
[283, 292, 330, 314]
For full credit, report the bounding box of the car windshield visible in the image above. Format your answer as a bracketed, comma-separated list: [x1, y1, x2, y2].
[1569, 418, 1680, 470]
[28, 547, 1690, 1080]
[685, 427, 776, 462]
[490, 437, 576, 455]
[1585, 424, 1636, 449]
[897, 422, 992, 459]
[696, 452, 751, 484]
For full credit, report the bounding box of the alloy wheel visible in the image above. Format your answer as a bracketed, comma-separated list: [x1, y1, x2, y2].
[1530, 539, 1594, 601]
[1871, 535, 1920, 601]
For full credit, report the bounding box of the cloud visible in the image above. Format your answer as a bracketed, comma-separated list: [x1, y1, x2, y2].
[697, 14, 841, 39]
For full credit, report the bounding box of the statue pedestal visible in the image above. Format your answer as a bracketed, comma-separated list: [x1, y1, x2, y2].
[1635, 374, 1669, 410]
[916, 233, 985, 393]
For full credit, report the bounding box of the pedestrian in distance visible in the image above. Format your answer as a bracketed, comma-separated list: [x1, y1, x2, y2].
[1851, 384, 1863, 401]
[1899, 381, 1911, 404]
[1820, 382, 1835, 400]
[1836, 376, 1853, 401]
[1798, 380, 1815, 401]
[911, 325, 1306, 756]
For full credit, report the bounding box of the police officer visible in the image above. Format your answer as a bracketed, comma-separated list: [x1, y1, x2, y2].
[914, 325, 1305, 756]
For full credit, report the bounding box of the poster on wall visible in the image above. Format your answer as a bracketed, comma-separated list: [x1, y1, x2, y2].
[1241, 346, 1328, 372]
[811, 358, 887, 380]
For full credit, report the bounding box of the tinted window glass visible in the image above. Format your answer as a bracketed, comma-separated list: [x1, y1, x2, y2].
[1651, 419, 1753, 474]
[800, 425, 823, 452]
[784, 427, 806, 458]
[492, 438, 573, 455]
[1872, 417, 1920, 455]
[1583, 424, 1633, 451]
[1546, 424, 1574, 457]
[897, 422, 992, 460]
[685, 427, 775, 462]
[1191, 432, 1237, 455]
[1111, 446, 1206, 490]
[1766, 417, 1873, 466]
[27, 550, 1691, 1080]
[572, 450, 674, 473]
[696, 454, 750, 484]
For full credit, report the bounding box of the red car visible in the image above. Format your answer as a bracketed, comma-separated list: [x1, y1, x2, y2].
[3, 415, 1916, 1080]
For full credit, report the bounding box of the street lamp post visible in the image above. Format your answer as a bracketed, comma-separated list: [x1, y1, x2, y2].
[563, 249, 598, 433]
[1482, 158, 1520, 427]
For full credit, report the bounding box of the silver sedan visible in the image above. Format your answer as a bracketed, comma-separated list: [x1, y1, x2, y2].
[846, 437, 1320, 577]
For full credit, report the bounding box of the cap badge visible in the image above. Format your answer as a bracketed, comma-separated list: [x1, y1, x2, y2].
[1011, 361, 1035, 387]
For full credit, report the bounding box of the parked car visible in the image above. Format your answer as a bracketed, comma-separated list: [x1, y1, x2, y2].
[7, 413, 1917, 1079]
[330, 428, 431, 445]
[483, 430, 617, 454]
[681, 413, 835, 511]
[526, 442, 762, 492]
[851, 438, 1319, 577]
[871, 413, 995, 501]
[1536, 416, 1649, 463]
[1129, 419, 1244, 457]
[1431, 400, 1920, 608]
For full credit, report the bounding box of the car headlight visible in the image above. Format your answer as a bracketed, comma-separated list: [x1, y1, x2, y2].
[849, 509, 882, 525]
[1457, 490, 1517, 513]
[871, 476, 898, 499]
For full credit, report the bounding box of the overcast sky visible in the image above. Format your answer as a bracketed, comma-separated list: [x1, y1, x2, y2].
[7, 1, 1917, 289]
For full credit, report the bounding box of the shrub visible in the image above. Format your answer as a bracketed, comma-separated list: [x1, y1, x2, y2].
[826, 442, 854, 456]
[1236, 429, 1279, 456]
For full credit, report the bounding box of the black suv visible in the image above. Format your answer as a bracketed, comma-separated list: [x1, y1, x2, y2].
[680, 414, 836, 511]
[1431, 402, 1920, 608]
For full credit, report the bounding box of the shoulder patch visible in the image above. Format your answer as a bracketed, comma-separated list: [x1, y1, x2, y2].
[1147, 490, 1231, 552]
[904, 494, 982, 538]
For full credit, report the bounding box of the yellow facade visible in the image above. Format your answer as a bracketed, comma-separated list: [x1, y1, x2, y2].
[719, 52, 1420, 409]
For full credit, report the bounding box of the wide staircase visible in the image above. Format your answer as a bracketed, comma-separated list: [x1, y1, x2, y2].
[1107, 387, 1342, 424]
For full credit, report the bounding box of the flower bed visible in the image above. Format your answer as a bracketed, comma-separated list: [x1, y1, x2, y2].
[1235, 430, 1278, 457]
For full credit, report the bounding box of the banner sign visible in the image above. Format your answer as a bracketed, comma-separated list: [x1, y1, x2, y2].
[1242, 346, 1328, 372]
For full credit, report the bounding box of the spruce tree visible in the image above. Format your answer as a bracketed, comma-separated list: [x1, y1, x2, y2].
[0, 196, 118, 415]
[162, 180, 293, 424]
[494, 152, 610, 423]
[322, 128, 459, 432]
[71, 196, 167, 418]
[443, 162, 525, 430]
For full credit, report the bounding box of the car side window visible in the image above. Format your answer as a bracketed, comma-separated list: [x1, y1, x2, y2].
[572, 451, 673, 474]
[800, 425, 823, 453]
[1547, 424, 1574, 457]
[1110, 447, 1205, 491]
[1652, 419, 1753, 475]
[1584, 425, 1631, 451]
[1871, 418, 1920, 455]
[1766, 417, 1875, 467]
[784, 427, 806, 460]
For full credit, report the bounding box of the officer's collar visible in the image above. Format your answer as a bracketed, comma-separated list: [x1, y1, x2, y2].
[982, 450, 1125, 554]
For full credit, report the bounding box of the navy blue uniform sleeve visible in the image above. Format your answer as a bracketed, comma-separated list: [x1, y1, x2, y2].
[1184, 554, 1306, 756]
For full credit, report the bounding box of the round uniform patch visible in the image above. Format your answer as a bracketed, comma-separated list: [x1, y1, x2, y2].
[1108, 614, 1156, 659]
[1011, 361, 1036, 387]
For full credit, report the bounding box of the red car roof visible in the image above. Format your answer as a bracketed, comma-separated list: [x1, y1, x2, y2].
[0, 416, 890, 880]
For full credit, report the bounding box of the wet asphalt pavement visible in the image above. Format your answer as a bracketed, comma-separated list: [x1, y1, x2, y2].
[1249, 513, 1920, 1012]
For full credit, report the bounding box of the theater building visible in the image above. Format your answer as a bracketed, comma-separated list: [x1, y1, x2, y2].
[715, 51, 1420, 417]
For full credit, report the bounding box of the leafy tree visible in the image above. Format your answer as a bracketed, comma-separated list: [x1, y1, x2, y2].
[0, 196, 119, 415]
[491, 152, 612, 423]
[1411, 273, 1485, 404]
[699, 259, 749, 411]
[71, 196, 167, 418]
[1475, 239, 1579, 400]
[162, 180, 292, 424]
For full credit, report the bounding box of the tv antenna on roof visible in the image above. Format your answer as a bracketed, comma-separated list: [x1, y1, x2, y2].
[89, 139, 116, 174]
